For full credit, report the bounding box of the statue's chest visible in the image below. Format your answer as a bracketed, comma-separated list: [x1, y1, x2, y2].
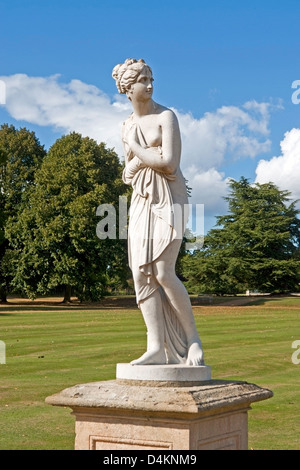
[136, 120, 162, 148]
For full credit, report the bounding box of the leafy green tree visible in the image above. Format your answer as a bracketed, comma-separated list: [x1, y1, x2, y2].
[0, 124, 46, 301]
[5, 132, 128, 302]
[182, 178, 300, 295]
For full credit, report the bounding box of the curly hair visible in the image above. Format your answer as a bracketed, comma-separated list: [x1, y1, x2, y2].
[112, 58, 153, 94]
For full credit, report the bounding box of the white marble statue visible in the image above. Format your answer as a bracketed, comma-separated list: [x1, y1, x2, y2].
[112, 58, 204, 366]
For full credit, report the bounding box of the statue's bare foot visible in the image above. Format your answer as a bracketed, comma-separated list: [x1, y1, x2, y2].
[186, 341, 204, 366]
[131, 349, 167, 365]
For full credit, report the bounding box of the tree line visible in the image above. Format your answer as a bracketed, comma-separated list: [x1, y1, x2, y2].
[182, 177, 300, 295]
[0, 124, 130, 302]
[0, 124, 299, 302]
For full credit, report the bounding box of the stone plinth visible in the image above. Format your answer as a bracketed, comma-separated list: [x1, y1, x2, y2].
[116, 363, 211, 382]
[46, 377, 273, 450]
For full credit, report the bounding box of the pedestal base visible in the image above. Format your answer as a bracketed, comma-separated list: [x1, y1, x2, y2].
[46, 377, 273, 450]
[116, 363, 211, 382]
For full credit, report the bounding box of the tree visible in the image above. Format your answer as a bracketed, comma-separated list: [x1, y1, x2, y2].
[182, 178, 300, 295]
[0, 124, 46, 301]
[5, 132, 128, 302]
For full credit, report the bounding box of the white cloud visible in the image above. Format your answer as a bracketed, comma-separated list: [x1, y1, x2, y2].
[176, 100, 272, 173]
[176, 101, 273, 215]
[0, 73, 274, 218]
[255, 128, 300, 205]
[184, 165, 229, 212]
[0, 73, 131, 154]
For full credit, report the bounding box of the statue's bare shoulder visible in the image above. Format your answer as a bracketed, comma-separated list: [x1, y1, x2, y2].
[155, 103, 175, 117]
[155, 104, 179, 132]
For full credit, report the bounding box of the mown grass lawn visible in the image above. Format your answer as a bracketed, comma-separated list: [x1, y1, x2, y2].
[0, 296, 299, 450]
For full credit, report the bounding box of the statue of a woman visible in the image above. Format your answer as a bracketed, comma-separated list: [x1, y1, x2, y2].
[112, 58, 204, 366]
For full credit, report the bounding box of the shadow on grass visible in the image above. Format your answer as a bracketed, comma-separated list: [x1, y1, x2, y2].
[238, 295, 300, 307]
[192, 294, 300, 307]
[0, 296, 139, 313]
[0, 294, 298, 314]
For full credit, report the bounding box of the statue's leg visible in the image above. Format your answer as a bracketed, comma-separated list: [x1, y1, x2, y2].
[130, 266, 167, 365]
[152, 239, 204, 366]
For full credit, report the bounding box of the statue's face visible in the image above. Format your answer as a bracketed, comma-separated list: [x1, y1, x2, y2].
[127, 67, 153, 102]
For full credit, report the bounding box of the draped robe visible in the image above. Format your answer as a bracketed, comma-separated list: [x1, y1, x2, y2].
[122, 119, 189, 364]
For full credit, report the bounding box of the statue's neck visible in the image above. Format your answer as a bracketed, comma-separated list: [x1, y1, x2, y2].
[130, 98, 156, 118]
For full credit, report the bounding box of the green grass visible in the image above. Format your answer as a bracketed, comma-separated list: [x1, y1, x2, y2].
[0, 297, 299, 450]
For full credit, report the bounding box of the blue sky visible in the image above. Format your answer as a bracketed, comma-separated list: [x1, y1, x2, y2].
[1, 0, 300, 232]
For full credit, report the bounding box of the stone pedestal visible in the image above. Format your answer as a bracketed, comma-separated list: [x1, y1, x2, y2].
[116, 363, 212, 382]
[46, 366, 273, 450]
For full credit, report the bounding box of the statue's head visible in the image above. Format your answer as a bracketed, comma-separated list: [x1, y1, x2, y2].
[112, 58, 153, 95]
